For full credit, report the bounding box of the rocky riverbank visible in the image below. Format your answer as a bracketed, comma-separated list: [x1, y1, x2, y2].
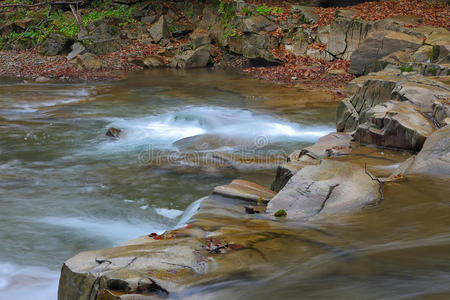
[1, 0, 448, 90]
[3, 0, 446, 298]
[57, 67, 450, 300]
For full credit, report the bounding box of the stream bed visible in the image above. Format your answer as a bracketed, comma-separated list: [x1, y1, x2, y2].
[0, 69, 449, 299]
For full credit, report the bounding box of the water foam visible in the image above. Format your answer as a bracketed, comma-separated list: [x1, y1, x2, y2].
[36, 217, 167, 243]
[0, 262, 59, 300]
[102, 106, 334, 150]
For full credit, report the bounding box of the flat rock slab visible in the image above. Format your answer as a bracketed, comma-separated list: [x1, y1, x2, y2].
[58, 194, 346, 300]
[212, 179, 276, 204]
[267, 160, 379, 219]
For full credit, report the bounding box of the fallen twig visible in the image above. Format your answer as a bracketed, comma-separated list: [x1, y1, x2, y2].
[0, 1, 82, 8]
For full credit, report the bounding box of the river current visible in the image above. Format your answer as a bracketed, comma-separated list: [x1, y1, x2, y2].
[0, 69, 449, 299]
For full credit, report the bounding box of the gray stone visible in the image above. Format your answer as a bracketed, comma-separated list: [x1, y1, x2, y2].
[413, 45, 433, 63]
[290, 5, 319, 24]
[130, 55, 166, 68]
[172, 45, 211, 68]
[190, 32, 211, 49]
[40, 33, 71, 56]
[326, 16, 373, 60]
[242, 33, 281, 63]
[336, 72, 450, 139]
[75, 53, 101, 70]
[149, 15, 168, 43]
[213, 179, 276, 203]
[170, 22, 195, 37]
[141, 15, 157, 25]
[394, 125, 450, 176]
[433, 100, 450, 127]
[267, 160, 379, 220]
[354, 100, 436, 151]
[66, 42, 85, 61]
[349, 30, 424, 75]
[242, 16, 274, 33]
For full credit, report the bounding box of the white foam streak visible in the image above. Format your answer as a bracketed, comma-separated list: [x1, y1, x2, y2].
[0, 262, 59, 300]
[36, 217, 167, 243]
[102, 106, 334, 150]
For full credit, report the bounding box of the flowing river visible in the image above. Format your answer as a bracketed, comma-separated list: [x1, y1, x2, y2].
[0, 69, 449, 299]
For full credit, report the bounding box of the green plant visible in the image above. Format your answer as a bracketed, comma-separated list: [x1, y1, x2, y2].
[241, 7, 253, 16]
[186, 8, 194, 18]
[400, 65, 413, 72]
[274, 209, 287, 217]
[218, 0, 238, 40]
[82, 5, 136, 26]
[50, 10, 78, 38]
[0, 37, 6, 49]
[256, 4, 282, 16]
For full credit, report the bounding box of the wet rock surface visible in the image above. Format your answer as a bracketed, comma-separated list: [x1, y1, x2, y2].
[58, 182, 344, 300]
[267, 160, 379, 219]
[394, 125, 450, 176]
[336, 71, 449, 150]
[354, 100, 436, 151]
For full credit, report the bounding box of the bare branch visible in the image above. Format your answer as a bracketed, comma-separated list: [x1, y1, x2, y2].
[0, 1, 82, 8]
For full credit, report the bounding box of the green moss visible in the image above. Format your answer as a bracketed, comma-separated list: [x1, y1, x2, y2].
[400, 65, 413, 72]
[274, 209, 287, 217]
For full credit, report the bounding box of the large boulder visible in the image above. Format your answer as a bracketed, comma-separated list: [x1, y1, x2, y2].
[242, 33, 281, 63]
[326, 16, 373, 60]
[354, 100, 436, 151]
[271, 133, 352, 192]
[290, 5, 319, 25]
[149, 15, 169, 42]
[172, 45, 211, 68]
[267, 160, 379, 220]
[349, 30, 424, 75]
[336, 72, 450, 150]
[75, 53, 101, 70]
[242, 16, 275, 33]
[80, 19, 125, 55]
[40, 33, 71, 56]
[189, 31, 211, 49]
[393, 125, 450, 176]
[58, 181, 341, 299]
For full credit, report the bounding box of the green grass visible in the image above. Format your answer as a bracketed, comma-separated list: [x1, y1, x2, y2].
[256, 4, 283, 16]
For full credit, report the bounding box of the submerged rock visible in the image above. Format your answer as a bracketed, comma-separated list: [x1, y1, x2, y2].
[58, 181, 344, 299]
[105, 127, 123, 138]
